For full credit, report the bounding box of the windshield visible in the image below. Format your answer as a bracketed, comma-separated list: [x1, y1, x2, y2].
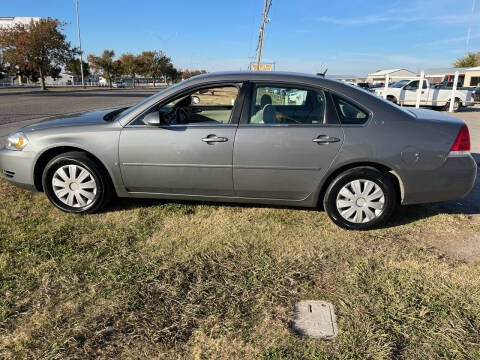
[390, 80, 410, 88]
[114, 80, 189, 119]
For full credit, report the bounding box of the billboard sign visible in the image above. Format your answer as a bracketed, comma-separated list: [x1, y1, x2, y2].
[250, 63, 274, 71]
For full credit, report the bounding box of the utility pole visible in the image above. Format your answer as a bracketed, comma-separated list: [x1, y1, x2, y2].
[256, 0, 272, 70]
[75, 0, 85, 88]
[466, 0, 476, 55]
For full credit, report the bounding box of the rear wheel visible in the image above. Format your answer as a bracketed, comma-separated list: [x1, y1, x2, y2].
[444, 98, 461, 112]
[42, 152, 113, 213]
[323, 167, 397, 230]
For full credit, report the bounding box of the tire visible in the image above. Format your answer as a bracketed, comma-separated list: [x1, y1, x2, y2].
[323, 167, 397, 230]
[387, 96, 397, 104]
[42, 151, 113, 213]
[444, 98, 461, 112]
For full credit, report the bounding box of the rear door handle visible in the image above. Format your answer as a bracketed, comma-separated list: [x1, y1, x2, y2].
[313, 136, 340, 144]
[201, 135, 228, 143]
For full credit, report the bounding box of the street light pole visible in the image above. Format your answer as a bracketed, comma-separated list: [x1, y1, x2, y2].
[75, 0, 85, 88]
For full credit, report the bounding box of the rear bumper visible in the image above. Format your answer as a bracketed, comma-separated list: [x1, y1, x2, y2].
[0, 148, 37, 192]
[401, 154, 478, 205]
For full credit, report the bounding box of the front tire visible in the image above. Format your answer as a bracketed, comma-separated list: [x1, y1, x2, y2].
[323, 167, 397, 230]
[42, 152, 112, 213]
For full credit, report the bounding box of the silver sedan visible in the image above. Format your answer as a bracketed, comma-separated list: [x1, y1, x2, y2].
[0, 72, 477, 229]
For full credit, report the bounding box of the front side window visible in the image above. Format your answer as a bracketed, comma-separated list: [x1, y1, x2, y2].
[133, 85, 240, 126]
[249, 85, 326, 125]
[332, 95, 369, 125]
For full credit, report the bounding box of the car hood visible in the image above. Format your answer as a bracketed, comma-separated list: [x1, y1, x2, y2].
[407, 108, 464, 124]
[20, 108, 120, 133]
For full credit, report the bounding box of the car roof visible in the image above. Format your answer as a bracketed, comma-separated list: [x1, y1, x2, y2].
[186, 71, 341, 87]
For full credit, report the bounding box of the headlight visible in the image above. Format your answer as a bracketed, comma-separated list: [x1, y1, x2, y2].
[6, 132, 29, 151]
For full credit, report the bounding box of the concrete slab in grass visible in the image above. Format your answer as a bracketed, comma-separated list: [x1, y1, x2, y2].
[291, 300, 338, 339]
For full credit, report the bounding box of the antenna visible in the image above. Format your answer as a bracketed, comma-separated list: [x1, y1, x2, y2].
[316, 63, 328, 77]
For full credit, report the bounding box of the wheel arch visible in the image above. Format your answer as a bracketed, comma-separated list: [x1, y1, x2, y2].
[33, 146, 116, 193]
[317, 161, 404, 207]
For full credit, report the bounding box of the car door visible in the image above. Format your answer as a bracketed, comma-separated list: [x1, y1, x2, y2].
[403, 80, 428, 105]
[233, 83, 344, 200]
[118, 83, 244, 196]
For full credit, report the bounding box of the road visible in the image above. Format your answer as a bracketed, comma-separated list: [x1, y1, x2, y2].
[0, 88, 158, 143]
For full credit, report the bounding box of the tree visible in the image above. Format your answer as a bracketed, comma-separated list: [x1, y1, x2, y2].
[0, 18, 76, 90]
[0, 53, 7, 80]
[182, 69, 207, 80]
[66, 58, 90, 80]
[164, 63, 181, 84]
[112, 59, 124, 83]
[453, 52, 480, 68]
[119, 53, 141, 88]
[137, 50, 172, 87]
[88, 50, 116, 87]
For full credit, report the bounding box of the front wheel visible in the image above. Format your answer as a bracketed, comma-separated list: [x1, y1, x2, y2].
[323, 167, 397, 230]
[42, 152, 113, 213]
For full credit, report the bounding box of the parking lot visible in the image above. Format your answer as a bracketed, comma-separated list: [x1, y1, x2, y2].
[0, 88, 158, 143]
[1, 89, 480, 358]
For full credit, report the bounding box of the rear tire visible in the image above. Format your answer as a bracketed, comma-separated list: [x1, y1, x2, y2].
[444, 98, 461, 112]
[42, 152, 113, 213]
[323, 167, 397, 230]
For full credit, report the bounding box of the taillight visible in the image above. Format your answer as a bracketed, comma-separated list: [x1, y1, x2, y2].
[449, 124, 470, 155]
[472, 92, 475, 99]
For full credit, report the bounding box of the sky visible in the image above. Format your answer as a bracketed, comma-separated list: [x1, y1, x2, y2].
[2, 0, 480, 76]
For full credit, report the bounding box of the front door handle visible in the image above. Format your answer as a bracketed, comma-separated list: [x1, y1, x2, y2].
[201, 135, 228, 143]
[313, 135, 340, 144]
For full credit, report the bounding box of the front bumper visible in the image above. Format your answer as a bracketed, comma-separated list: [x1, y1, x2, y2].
[0, 148, 37, 192]
[401, 154, 478, 205]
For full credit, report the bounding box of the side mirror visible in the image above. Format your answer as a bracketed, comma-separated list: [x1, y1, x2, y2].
[192, 95, 200, 104]
[143, 111, 163, 126]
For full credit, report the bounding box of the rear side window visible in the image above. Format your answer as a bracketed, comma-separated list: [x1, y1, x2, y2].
[332, 95, 369, 125]
[249, 85, 327, 124]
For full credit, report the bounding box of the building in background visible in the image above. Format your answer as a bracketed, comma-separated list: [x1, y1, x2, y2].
[366, 69, 416, 84]
[0, 16, 40, 28]
[423, 67, 480, 87]
[325, 75, 357, 84]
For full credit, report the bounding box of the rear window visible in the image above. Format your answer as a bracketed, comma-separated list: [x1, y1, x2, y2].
[332, 95, 369, 125]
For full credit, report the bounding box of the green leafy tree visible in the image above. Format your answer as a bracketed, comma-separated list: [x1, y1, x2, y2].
[164, 63, 181, 84]
[0, 18, 76, 90]
[137, 50, 171, 87]
[88, 50, 116, 87]
[66, 58, 90, 80]
[453, 52, 480, 68]
[112, 59, 124, 83]
[119, 53, 142, 88]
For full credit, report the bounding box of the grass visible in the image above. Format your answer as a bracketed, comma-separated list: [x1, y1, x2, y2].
[1, 178, 480, 359]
